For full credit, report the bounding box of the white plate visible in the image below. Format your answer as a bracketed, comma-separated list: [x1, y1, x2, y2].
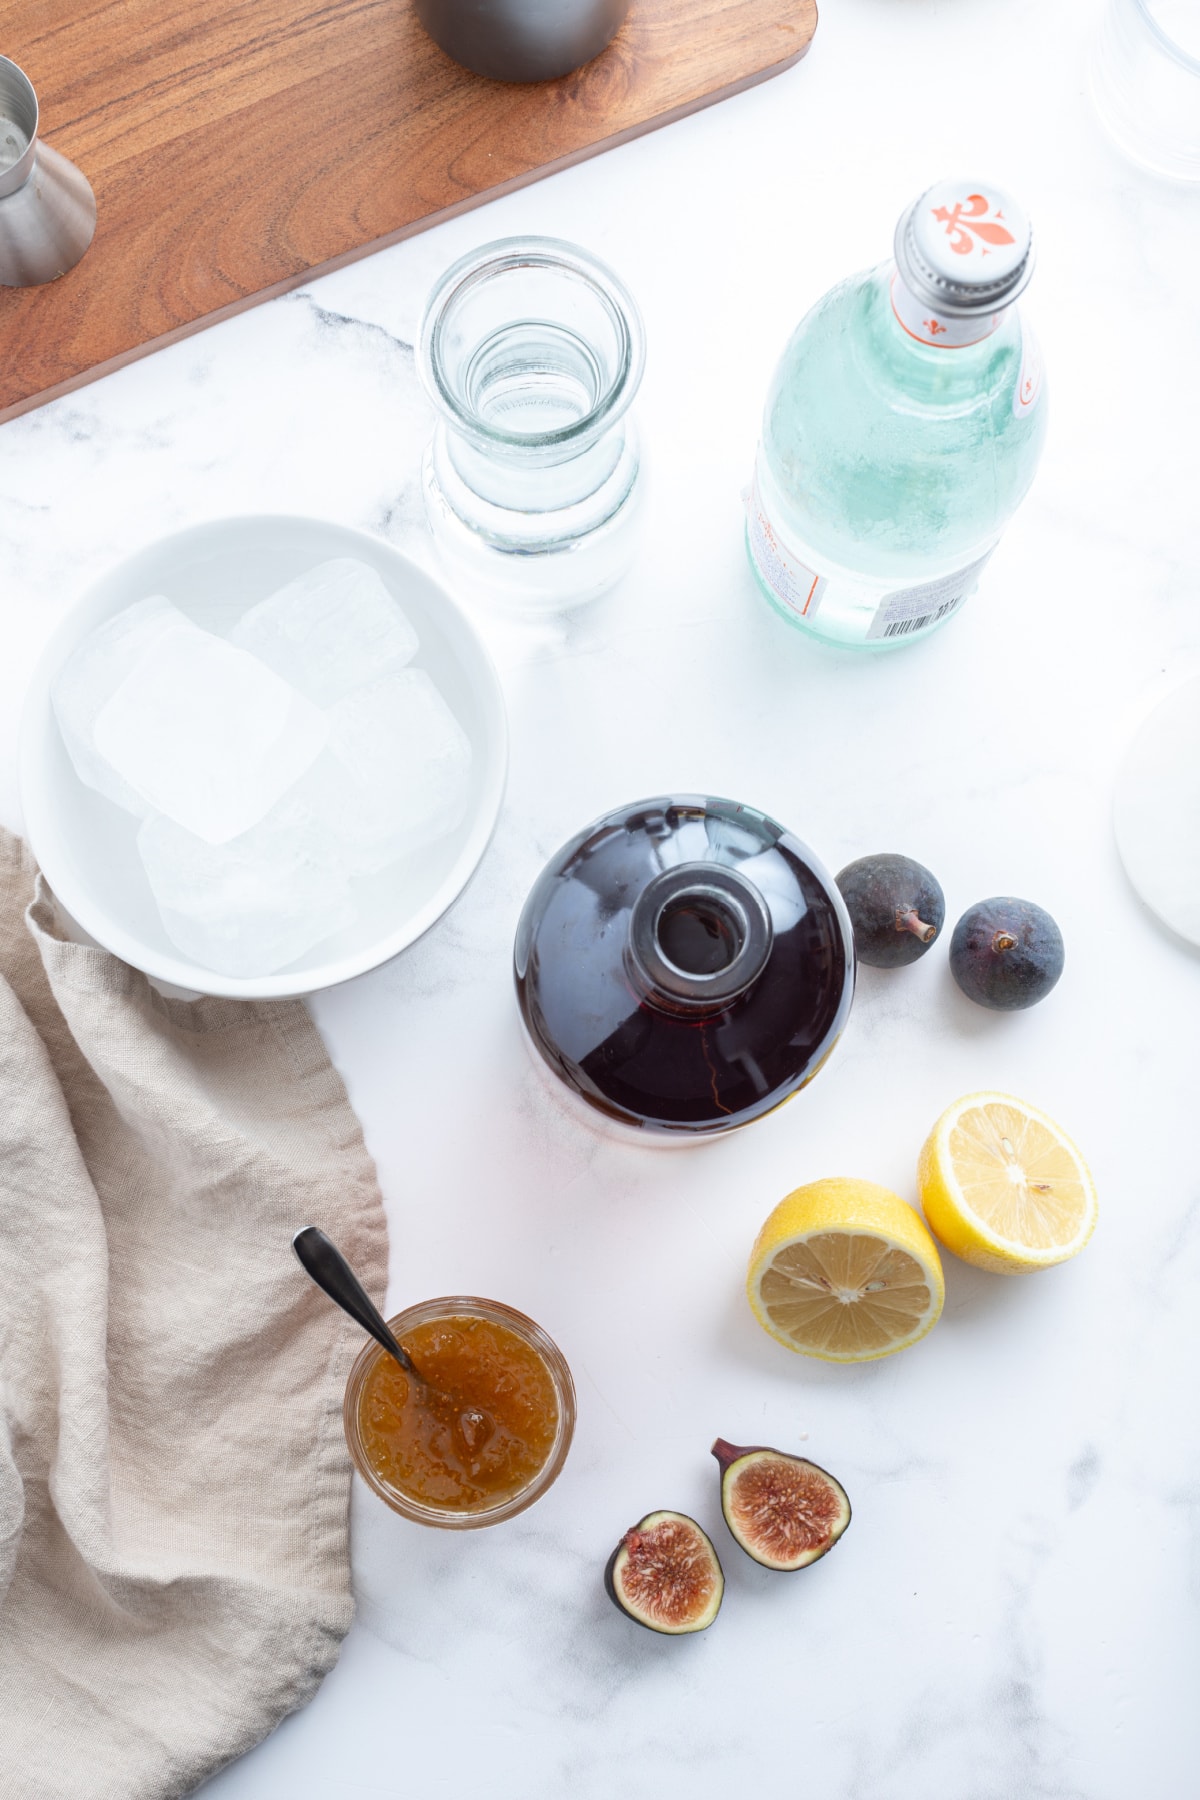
[19, 516, 508, 998]
[1113, 673, 1200, 948]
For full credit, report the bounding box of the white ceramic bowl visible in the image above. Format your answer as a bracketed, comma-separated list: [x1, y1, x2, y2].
[19, 516, 508, 999]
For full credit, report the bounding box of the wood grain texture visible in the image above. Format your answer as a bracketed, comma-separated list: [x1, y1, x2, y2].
[0, 0, 816, 421]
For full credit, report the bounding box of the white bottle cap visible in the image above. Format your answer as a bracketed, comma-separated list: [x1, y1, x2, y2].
[894, 179, 1034, 318]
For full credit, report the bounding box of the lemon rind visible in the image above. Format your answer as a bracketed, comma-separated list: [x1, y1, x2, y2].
[923, 1091, 1097, 1270]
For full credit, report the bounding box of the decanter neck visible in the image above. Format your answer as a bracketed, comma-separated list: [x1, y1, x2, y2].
[626, 863, 774, 1015]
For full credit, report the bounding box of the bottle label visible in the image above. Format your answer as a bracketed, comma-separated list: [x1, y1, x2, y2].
[1013, 322, 1044, 417]
[745, 477, 828, 621]
[890, 271, 1000, 349]
[865, 549, 996, 642]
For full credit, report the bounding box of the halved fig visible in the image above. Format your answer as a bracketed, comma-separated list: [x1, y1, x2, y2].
[604, 1511, 724, 1633]
[712, 1439, 851, 1571]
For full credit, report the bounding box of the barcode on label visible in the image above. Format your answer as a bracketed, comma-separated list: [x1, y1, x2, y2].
[866, 549, 995, 643]
[878, 596, 966, 639]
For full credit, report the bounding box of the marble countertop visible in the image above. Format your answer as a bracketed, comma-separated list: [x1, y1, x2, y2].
[4, 1, 1199, 1794]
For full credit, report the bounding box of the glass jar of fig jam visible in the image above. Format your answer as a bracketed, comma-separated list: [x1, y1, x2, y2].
[343, 1297, 576, 1528]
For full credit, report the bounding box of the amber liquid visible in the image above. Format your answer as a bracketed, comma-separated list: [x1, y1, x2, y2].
[357, 1315, 560, 1512]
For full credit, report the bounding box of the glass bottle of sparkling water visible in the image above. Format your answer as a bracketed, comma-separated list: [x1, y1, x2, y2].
[746, 178, 1047, 648]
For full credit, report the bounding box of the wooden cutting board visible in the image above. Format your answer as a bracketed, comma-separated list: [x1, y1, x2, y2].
[0, 0, 816, 423]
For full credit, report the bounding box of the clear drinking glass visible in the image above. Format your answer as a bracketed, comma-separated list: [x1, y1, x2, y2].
[419, 236, 645, 614]
[343, 1296, 576, 1529]
[1090, 0, 1200, 180]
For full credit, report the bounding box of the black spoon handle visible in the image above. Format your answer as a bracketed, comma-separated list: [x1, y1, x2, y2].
[292, 1225, 419, 1378]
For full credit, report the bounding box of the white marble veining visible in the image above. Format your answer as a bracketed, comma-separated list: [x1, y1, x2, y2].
[3, 1, 1200, 1794]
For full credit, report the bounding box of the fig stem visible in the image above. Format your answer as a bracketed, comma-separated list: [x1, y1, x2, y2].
[711, 1438, 740, 1469]
[896, 908, 937, 943]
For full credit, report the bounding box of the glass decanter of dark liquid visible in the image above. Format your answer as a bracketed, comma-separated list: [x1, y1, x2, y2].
[514, 796, 855, 1140]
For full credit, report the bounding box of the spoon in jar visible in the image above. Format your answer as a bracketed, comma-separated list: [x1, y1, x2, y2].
[291, 1226, 490, 1452]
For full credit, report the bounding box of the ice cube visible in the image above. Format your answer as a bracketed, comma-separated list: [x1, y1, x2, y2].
[138, 811, 356, 977]
[294, 670, 473, 875]
[230, 558, 419, 707]
[51, 596, 186, 814]
[93, 616, 327, 844]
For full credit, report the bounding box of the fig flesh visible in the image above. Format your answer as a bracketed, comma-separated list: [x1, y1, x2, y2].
[712, 1440, 851, 1571]
[604, 1511, 724, 1633]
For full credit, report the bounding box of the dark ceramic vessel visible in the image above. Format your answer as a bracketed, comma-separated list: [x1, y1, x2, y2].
[415, 0, 631, 83]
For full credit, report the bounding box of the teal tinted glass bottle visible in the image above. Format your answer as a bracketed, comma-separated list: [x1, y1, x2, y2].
[747, 178, 1047, 648]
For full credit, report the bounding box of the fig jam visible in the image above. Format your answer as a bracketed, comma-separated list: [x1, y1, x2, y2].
[357, 1313, 561, 1512]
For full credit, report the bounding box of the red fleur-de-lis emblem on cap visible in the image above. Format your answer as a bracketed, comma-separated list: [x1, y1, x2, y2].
[932, 193, 1016, 257]
[924, 318, 947, 336]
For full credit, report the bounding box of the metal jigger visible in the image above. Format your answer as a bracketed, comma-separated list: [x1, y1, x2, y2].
[0, 56, 96, 288]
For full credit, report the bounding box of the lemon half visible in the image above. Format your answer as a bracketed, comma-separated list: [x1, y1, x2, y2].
[918, 1092, 1097, 1275]
[747, 1178, 945, 1363]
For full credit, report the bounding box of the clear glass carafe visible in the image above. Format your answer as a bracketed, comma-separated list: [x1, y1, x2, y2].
[514, 795, 855, 1141]
[419, 236, 645, 614]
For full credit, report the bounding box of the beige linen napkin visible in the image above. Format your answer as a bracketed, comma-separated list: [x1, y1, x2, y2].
[0, 828, 388, 1799]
